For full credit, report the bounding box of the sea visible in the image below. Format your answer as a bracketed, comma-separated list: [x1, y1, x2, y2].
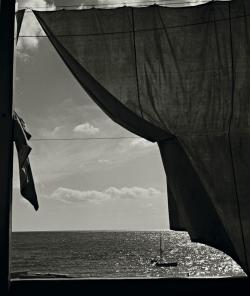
[10, 231, 246, 279]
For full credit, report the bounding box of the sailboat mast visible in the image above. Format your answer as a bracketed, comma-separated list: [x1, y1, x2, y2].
[160, 233, 164, 259]
[0, 0, 16, 293]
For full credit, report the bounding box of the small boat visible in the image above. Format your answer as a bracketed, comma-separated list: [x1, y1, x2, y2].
[151, 233, 178, 268]
[154, 261, 178, 268]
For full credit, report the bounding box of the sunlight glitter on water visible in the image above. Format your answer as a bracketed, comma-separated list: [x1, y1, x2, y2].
[11, 231, 246, 279]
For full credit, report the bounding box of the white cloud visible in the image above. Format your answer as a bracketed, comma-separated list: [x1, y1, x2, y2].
[117, 138, 156, 154]
[51, 187, 110, 204]
[73, 122, 100, 136]
[129, 138, 155, 148]
[50, 186, 161, 204]
[39, 125, 65, 138]
[106, 187, 161, 200]
[17, 0, 55, 10]
[78, 0, 222, 9]
[17, 0, 55, 57]
[17, 12, 42, 51]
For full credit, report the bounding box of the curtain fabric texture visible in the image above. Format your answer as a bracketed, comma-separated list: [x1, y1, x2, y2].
[34, 0, 250, 273]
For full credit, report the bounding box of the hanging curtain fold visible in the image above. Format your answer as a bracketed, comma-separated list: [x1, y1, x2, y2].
[14, 11, 39, 210]
[33, 0, 250, 273]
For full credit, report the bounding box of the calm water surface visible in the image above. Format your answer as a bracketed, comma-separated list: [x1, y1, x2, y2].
[11, 231, 246, 278]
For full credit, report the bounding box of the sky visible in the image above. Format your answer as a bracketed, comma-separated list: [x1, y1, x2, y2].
[12, 0, 170, 232]
[12, 0, 225, 232]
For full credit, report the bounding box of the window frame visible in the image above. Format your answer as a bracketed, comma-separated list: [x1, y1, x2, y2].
[1, 2, 249, 295]
[9, 277, 250, 295]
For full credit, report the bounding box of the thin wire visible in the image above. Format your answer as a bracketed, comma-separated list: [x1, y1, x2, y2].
[18, 0, 220, 10]
[30, 136, 140, 141]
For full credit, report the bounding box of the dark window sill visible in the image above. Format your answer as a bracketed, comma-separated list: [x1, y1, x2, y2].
[9, 276, 250, 295]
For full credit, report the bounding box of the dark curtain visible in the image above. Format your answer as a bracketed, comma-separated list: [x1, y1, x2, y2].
[34, 0, 250, 273]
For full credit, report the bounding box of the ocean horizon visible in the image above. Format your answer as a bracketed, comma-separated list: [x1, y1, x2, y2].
[11, 230, 246, 279]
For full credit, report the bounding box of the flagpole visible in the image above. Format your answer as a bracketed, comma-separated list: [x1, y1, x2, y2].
[0, 0, 16, 293]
